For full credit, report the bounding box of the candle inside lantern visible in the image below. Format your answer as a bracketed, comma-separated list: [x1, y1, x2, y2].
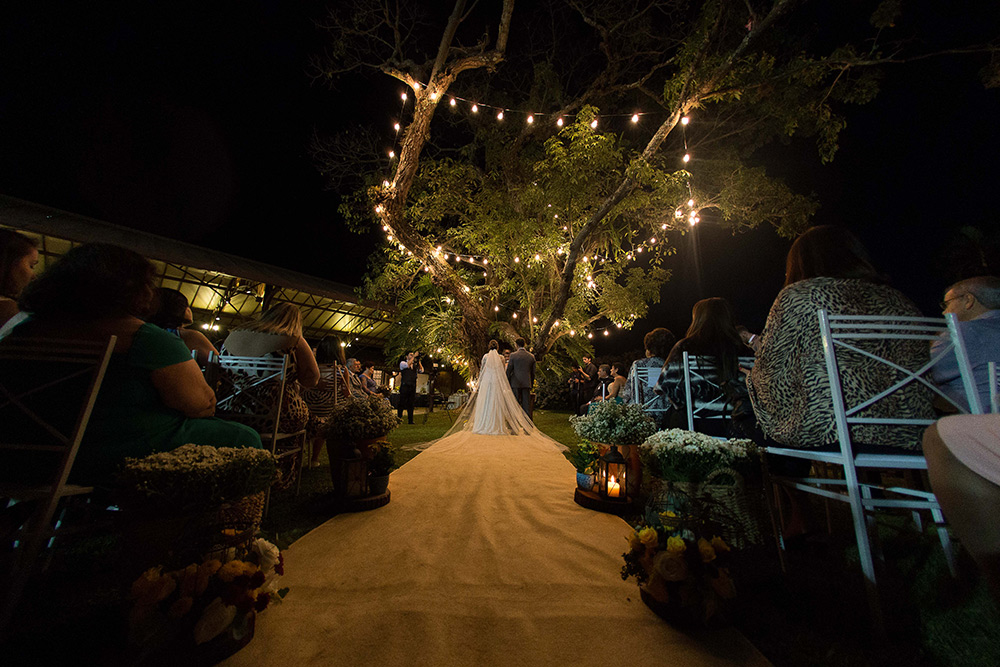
[607, 475, 620, 498]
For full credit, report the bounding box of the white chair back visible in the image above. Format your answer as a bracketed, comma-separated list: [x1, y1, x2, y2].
[765, 309, 980, 631]
[632, 365, 671, 417]
[682, 352, 755, 433]
[989, 361, 999, 414]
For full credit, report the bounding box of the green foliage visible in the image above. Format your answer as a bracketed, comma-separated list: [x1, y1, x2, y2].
[568, 440, 600, 474]
[570, 401, 657, 447]
[327, 395, 401, 440]
[368, 441, 397, 476]
[119, 444, 278, 511]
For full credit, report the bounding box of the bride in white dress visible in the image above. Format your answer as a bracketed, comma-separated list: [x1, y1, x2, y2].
[467, 340, 536, 436]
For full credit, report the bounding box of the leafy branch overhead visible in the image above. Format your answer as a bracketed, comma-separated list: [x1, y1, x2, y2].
[313, 0, 999, 372]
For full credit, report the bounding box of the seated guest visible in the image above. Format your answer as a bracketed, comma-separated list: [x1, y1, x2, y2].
[222, 303, 320, 433]
[580, 364, 614, 414]
[609, 363, 628, 399]
[748, 225, 933, 451]
[621, 327, 677, 425]
[302, 336, 347, 467]
[931, 276, 1000, 412]
[0, 229, 39, 338]
[924, 414, 1000, 599]
[5, 243, 261, 486]
[147, 287, 219, 364]
[748, 226, 933, 542]
[361, 361, 385, 397]
[345, 357, 369, 396]
[656, 297, 751, 435]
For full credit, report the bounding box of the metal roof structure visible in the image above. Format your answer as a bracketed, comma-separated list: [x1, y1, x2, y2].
[0, 195, 393, 346]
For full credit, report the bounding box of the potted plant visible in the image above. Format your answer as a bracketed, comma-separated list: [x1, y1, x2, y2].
[326, 395, 401, 452]
[367, 440, 397, 496]
[639, 429, 765, 548]
[568, 440, 599, 490]
[570, 401, 657, 497]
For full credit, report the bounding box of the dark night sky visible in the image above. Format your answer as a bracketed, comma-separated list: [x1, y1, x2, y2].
[2, 1, 999, 358]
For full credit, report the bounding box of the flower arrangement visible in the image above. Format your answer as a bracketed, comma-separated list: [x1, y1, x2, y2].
[326, 394, 401, 441]
[639, 429, 760, 483]
[129, 538, 288, 650]
[621, 512, 736, 627]
[568, 440, 600, 475]
[118, 444, 278, 512]
[570, 400, 657, 447]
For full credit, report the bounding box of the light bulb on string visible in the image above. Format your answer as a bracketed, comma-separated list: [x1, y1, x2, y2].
[631, 114, 639, 123]
[388, 150, 395, 158]
[570, 329, 576, 336]
[532, 317, 538, 323]
[449, 98, 456, 107]
[497, 111, 504, 121]
[590, 118, 598, 129]
[682, 154, 690, 163]
[514, 256, 520, 263]
[556, 117, 564, 127]
[401, 92, 407, 101]
[393, 122, 400, 131]
[534, 254, 540, 261]
[382, 180, 390, 187]
[527, 115, 534, 124]
[681, 116, 690, 125]
[512, 313, 518, 319]
[494, 306, 499, 312]
[587, 332, 593, 339]
[430, 91, 439, 101]
[688, 199, 695, 207]
[471, 104, 479, 113]
[603, 330, 609, 336]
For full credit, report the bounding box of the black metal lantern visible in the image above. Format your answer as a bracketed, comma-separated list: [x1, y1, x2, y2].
[334, 445, 369, 499]
[598, 445, 628, 502]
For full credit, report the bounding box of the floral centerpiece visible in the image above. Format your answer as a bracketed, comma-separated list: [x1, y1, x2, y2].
[639, 429, 760, 483]
[621, 512, 736, 628]
[129, 538, 288, 660]
[569, 440, 599, 475]
[570, 401, 657, 447]
[326, 395, 401, 442]
[639, 429, 765, 548]
[118, 444, 278, 512]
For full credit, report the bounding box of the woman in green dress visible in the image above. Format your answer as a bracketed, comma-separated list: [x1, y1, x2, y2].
[7, 243, 261, 486]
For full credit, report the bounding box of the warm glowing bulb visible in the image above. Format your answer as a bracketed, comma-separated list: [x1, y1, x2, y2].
[637, 247, 643, 253]
[388, 150, 395, 158]
[675, 209, 683, 218]
[688, 199, 695, 207]
[494, 306, 499, 312]
[497, 111, 504, 121]
[590, 118, 598, 129]
[603, 330, 609, 336]
[424, 266, 429, 272]
[444, 253, 449, 259]
[554, 320, 559, 326]
[472, 104, 479, 113]
[532, 317, 538, 323]
[661, 223, 667, 230]
[534, 254, 540, 261]
[514, 256, 520, 263]
[449, 98, 456, 106]
[681, 116, 690, 125]
[375, 205, 384, 213]
[556, 117, 564, 127]
[393, 122, 400, 131]
[401, 92, 407, 101]
[650, 237, 656, 244]
[527, 115, 534, 124]
[430, 91, 439, 100]
[587, 332, 593, 339]
[583, 256, 589, 262]
[683, 153, 690, 163]
[570, 329, 576, 336]
[512, 313, 518, 319]
[482, 258, 488, 265]
[631, 114, 639, 123]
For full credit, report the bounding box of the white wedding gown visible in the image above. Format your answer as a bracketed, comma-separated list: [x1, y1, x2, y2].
[466, 350, 536, 435]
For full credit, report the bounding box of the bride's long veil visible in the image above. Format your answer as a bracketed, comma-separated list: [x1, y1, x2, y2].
[407, 349, 566, 452]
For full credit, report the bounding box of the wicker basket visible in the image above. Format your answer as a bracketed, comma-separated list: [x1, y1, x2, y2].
[647, 468, 767, 549]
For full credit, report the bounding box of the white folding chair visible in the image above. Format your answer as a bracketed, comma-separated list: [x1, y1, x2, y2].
[212, 353, 308, 516]
[634, 365, 672, 421]
[0, 336, 116, 635]
[682, 352, 756, 436]
[989, 361, 999, 414]
[765, 309, 981, 630]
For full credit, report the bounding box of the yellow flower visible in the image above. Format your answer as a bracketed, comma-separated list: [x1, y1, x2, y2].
[665, 536, 686, 554]
[697, 538, 716, 563]
[638, 528, 659, 549]
[653, 550, 689, 582]
[217, 560, 246, 583]
[168, 596, 194, 619]
[627, 531, 643, 551]
[710, 536, 730, 553]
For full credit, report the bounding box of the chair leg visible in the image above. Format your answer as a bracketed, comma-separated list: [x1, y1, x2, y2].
[931, 507, 958, 577]
[846, 480, 885, 635]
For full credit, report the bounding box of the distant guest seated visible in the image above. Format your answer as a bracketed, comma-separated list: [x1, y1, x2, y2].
[147, 287, 219, 365]
[5, 243, 262, 487]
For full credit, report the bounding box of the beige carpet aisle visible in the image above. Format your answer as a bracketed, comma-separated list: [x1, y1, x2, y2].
[223, 432, 771, 666]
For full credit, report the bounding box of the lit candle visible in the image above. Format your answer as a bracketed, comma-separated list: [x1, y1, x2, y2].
[607, 475, 620, 498]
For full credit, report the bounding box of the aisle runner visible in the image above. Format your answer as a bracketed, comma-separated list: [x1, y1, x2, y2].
[223, 432, 770, 666]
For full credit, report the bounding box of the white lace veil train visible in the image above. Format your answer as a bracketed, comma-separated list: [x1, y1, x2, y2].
[407, 349, 566, 452]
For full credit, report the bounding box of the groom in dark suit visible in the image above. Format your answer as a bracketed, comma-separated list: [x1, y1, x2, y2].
[506, 338, 535, 419]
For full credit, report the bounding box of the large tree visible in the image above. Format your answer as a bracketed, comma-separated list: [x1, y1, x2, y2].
[313, 0, 995, 374]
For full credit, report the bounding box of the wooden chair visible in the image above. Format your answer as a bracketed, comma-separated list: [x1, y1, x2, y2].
[0, 336, 116, 635]
[764, 310, 981, 630]
[210, 352, 307, 516]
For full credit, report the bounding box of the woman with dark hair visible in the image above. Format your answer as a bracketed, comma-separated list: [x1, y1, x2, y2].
[5, 243, 261, 485]
[656, 298, 750, 434]
[302, 335, 350, 467]
[621, 327, 677, 425]
[147, 287, 219, 364]
[747, 225, 931, 450]
[0, 229, 39, 336]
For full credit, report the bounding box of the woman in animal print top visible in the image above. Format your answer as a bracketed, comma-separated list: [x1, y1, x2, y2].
[746, 226, 933, 451]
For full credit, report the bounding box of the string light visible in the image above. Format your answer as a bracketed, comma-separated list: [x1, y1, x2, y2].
[401, 92, 407, 101]
[631, 114, 639, 123]
[556, 117, 563, 127]
[471, 104, 479, 113]
[527, 115, 534, 124]
[682, 154, 690, 163]
[388, 150, 395, 158]
[681, 116, 690, 125]
[393, 122, 400, 131]
[449, 98, 456, 107]
[497, 111, 504, 121]
[590, 118, 598, 129]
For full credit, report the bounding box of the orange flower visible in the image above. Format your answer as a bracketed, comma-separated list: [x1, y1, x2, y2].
[697, 538, 716, 563]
